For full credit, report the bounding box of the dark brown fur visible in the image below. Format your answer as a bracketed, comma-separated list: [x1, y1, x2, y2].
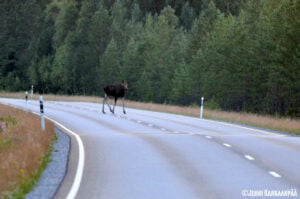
[102, 82, 128, 114]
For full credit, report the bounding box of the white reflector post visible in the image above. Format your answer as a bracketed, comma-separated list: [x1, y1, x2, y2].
[200, 97, 204, 119]
[31, 85, 34, 98]
[39, 96, 45, 131]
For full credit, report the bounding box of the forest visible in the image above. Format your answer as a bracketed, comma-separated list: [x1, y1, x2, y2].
[0, 0, 299, 117]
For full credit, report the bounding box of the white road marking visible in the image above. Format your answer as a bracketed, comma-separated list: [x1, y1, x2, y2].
[205, 135, 212, 139]
[244, 155, 255, 161]
[137, 120, 141, 123]
[174, 114, 285, 136]
[148, 124, 153, 127]
[269, 171, 281, 178]
[173, 131, 180, 134]
[223, 143, 232, 148]
[48, 117, 85, 199]
[161, 128, 166, 131]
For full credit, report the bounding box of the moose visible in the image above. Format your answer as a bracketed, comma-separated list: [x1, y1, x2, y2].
[102, 82, 128, 114]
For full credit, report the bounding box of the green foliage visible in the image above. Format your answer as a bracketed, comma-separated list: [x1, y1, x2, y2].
[0, 0, 299, 117]
[170, 62, 193, 105]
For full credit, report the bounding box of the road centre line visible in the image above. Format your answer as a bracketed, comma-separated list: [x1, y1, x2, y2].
[54, 101, 284, 137]
[244, 155, 255, 161]
[171, 112, 285, 137]
[269, 171, 281, 178]
[223, 143, 232, 148]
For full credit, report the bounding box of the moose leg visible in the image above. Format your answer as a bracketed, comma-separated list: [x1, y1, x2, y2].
[102, 94, 107, 114]
[122, 97, 126, 114]
[111, 97, 117, 114]
[106, 98, 113, 112]
[103, 94, 113, 113]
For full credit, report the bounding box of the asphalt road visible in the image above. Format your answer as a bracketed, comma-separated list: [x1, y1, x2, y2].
[1, 98, 299, 199]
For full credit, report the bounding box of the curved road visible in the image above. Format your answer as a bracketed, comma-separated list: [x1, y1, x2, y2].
[1, 98, 299, 199]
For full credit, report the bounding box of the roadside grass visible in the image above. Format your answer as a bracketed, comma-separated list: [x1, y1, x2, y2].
[0, 104, 55, 198]
[1, 92, 299, 135]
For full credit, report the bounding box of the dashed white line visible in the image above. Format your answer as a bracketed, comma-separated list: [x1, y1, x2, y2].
[174, 112, 285, 136]
[137, 120, 141, 123]
[205, 135, 212, 139]
[173, 131, 180, 134]
[148, 124, 153, 127]
[223, 143, 232, 148]
[161, 128, 166, 131]
[244, 155, 255, 161]
[269, 171, 281, 178]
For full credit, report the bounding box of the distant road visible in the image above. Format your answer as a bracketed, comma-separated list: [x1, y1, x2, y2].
[1, 98, 299, 199]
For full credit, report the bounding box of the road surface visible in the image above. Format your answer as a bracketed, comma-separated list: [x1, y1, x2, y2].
[1, 98, 299, 199]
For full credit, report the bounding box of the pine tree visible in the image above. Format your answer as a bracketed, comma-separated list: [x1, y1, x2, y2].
[99, 39, 121, 88]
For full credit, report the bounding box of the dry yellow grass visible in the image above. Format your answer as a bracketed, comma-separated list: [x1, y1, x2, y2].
[1, 92, 299, 134]
[125, 101, 300, 134]
[0, 104, 54, 197]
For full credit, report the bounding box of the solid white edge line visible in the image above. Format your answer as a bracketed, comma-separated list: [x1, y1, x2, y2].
[45, 116, 85, 199]
[269, 171, 281, 178]
[0, 101, 84, 199]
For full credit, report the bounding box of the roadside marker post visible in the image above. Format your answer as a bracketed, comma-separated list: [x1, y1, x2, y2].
[39, 96, 45, 131]
[200, 97, 204, 119]
[31, 85, 34, 98]
[25, 91, 28, 111]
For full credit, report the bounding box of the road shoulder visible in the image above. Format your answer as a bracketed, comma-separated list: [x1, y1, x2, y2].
[26, 128, 70, 199]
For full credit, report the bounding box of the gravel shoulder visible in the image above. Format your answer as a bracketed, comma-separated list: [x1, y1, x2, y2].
[26, 128, 70, 199]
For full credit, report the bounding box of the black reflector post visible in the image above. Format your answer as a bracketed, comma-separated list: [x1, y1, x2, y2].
[39, 96, 45, 131]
